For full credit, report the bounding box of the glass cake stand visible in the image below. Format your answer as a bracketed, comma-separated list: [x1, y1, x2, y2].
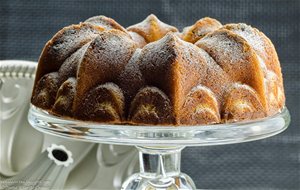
[28, 105, 290, 190]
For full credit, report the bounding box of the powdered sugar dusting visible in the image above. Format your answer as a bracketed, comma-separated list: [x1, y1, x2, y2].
[225, 23, 266, 58]
[197, 30, 247, 65]
[189, 85, 219, 108]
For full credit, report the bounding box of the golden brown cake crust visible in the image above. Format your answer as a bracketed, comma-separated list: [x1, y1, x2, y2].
[31, 14, 285, 126]
[85, 15, 127, 32]
[73, 30, 137, 118]
[127, 14, 178, 43]
[52, 77, 77, 116]
[180, 85, 221, 125]
[34, 23, 104, 87]
[222, 83, 266, 122]
[181, 17, 222, 43]
[195, 29, 268, 110]
[129, 87, 175, 125]
[223, 23, 285, 114]
[75, 83, 125, 122]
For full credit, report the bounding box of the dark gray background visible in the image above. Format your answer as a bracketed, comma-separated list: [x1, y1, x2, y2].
[1, 0, 299, 189]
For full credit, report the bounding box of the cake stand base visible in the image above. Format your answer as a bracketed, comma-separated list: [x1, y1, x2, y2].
[121, 146, 195, 190]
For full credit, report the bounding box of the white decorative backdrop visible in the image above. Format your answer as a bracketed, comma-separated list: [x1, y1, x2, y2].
[0, 60, 138, 190]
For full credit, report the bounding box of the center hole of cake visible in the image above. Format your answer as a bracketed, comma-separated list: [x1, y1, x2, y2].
[52, 149, 68, 162]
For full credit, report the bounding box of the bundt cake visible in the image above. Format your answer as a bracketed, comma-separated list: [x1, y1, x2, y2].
[31, 14, 285, 126]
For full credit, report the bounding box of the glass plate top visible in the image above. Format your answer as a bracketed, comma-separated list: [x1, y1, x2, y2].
[28, 105, 290, 146]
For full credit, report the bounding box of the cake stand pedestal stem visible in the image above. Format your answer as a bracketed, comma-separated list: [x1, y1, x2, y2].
[121, 146, 196, 190]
